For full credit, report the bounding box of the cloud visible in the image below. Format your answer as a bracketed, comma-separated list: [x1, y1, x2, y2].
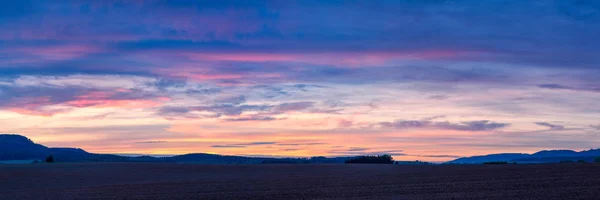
[210, 145, 246, 148]
[328, 148, 405, 156]
[136, 141, 168, 144]
[3, 1, 598, 86]
[337, 119, 353, 128]
[379, 120, 430, 129]
[236, 142, 277, 145]
[214, 95, 247, 105]
[0, 76, 167, 116]
[283, 148, 302, 151]
[210, 141, 277, 149]
[347, 147, 370, 152]
[379, 119, 510, 132]
[277, 142, 326, 146]
[429, 95, 449, 100]
[591, 125, 600, 130]
[12, 75, 158, 90]
[222, 116, 278, 122]
[422, 115, 446, 121]
[538, 84, 600, 93]
[157, 104, 272, 119]
[434, 120, 510, 131]
[535, 122, 565, 130]
[273, 102, 314, 113]
[157, 101, 320, 120]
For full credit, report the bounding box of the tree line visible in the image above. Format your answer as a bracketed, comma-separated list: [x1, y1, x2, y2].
[345, 155, 394, 164]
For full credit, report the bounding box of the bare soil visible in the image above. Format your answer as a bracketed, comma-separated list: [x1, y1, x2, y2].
[1, 163, 599, 199]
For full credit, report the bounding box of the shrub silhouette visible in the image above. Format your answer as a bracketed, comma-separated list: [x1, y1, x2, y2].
[577, 160, 586, 163]
[595, 157, 600, 163]
[45, 155, 54, 163]
[483, 161, 508, 164]
[345, 155, 394, 164]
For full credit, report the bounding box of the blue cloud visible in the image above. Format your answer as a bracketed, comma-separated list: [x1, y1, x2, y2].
[380, 119, 510, 132]
[535, 122, 565, 130]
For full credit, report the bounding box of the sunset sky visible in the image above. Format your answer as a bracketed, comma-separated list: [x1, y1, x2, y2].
[1, 0, 599, 161]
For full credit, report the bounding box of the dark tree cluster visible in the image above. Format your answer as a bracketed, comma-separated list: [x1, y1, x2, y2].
[595, 157, 600, 163]
[345, 155, 394, 164]
[45, 155, 54, 163]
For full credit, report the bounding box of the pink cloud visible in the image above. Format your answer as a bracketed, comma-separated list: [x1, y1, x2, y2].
[3, 96, 71, 116]
[7, 108, 70, 117]
[2, 89, 169, 116]
[7, 45, 102, 61]
[186, 53, 299, 62]
[183, 50, 475, 66]
[153, 67, 283, 84]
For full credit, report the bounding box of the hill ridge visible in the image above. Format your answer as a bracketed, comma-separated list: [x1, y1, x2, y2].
[449, 149, 600, 164]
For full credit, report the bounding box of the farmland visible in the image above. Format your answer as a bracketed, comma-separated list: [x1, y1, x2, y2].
[1, 163, 599, 199]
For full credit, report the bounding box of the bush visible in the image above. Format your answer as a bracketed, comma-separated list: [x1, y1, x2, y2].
[345, 155, 394, 164]
[45, 155, 54, 163]
[577, 160, 586, 163]
[595, 157, 600, 163]
[483, 161, 508, 164]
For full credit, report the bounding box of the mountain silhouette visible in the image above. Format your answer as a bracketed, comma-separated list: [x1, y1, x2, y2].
[449, 149, 600, 164]
[0, 134, 350, 164]
[3, 134, 598, 164]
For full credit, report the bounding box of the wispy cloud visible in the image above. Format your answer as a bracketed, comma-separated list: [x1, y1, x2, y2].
[222, 116, 279, 122]
[379, 119, 510, 132]
[538, 84, 600, 93]
[535, 122, 565, 130]
[210, 142, 277, 149]
[210, 145, 246, 148]
[136, 141, 168, 144]
[278, 143, 326, 146]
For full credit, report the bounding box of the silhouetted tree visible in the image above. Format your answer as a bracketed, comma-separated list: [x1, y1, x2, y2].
[594, 157, 600, 163]
[577, 160, 586, 163]
[45, 155, 54, 163]
[345, 155, 394, 164]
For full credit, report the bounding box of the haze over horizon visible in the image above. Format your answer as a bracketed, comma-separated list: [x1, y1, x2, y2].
[1, 1, 599, 162]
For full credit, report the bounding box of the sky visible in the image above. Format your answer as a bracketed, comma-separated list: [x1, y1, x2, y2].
[1, 0, 599, 162]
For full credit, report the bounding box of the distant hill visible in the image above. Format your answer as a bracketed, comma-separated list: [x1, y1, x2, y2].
[0, 134, 350, 164]
[5, 134, 598, 164]
[0, 134, 130, 162]
[448, 149, 600, 164]
[0, 134, 49, 160]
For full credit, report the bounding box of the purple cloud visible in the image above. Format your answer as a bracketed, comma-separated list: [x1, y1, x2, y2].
[380, 119, 510, 132]
[535, 122, 565, 130]
[222, 116, 278, 122]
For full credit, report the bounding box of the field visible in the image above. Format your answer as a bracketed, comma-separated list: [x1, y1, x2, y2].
[1, 163, 599, 199]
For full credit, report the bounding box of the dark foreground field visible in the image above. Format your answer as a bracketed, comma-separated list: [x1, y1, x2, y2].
[1, 163, 599, 200]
